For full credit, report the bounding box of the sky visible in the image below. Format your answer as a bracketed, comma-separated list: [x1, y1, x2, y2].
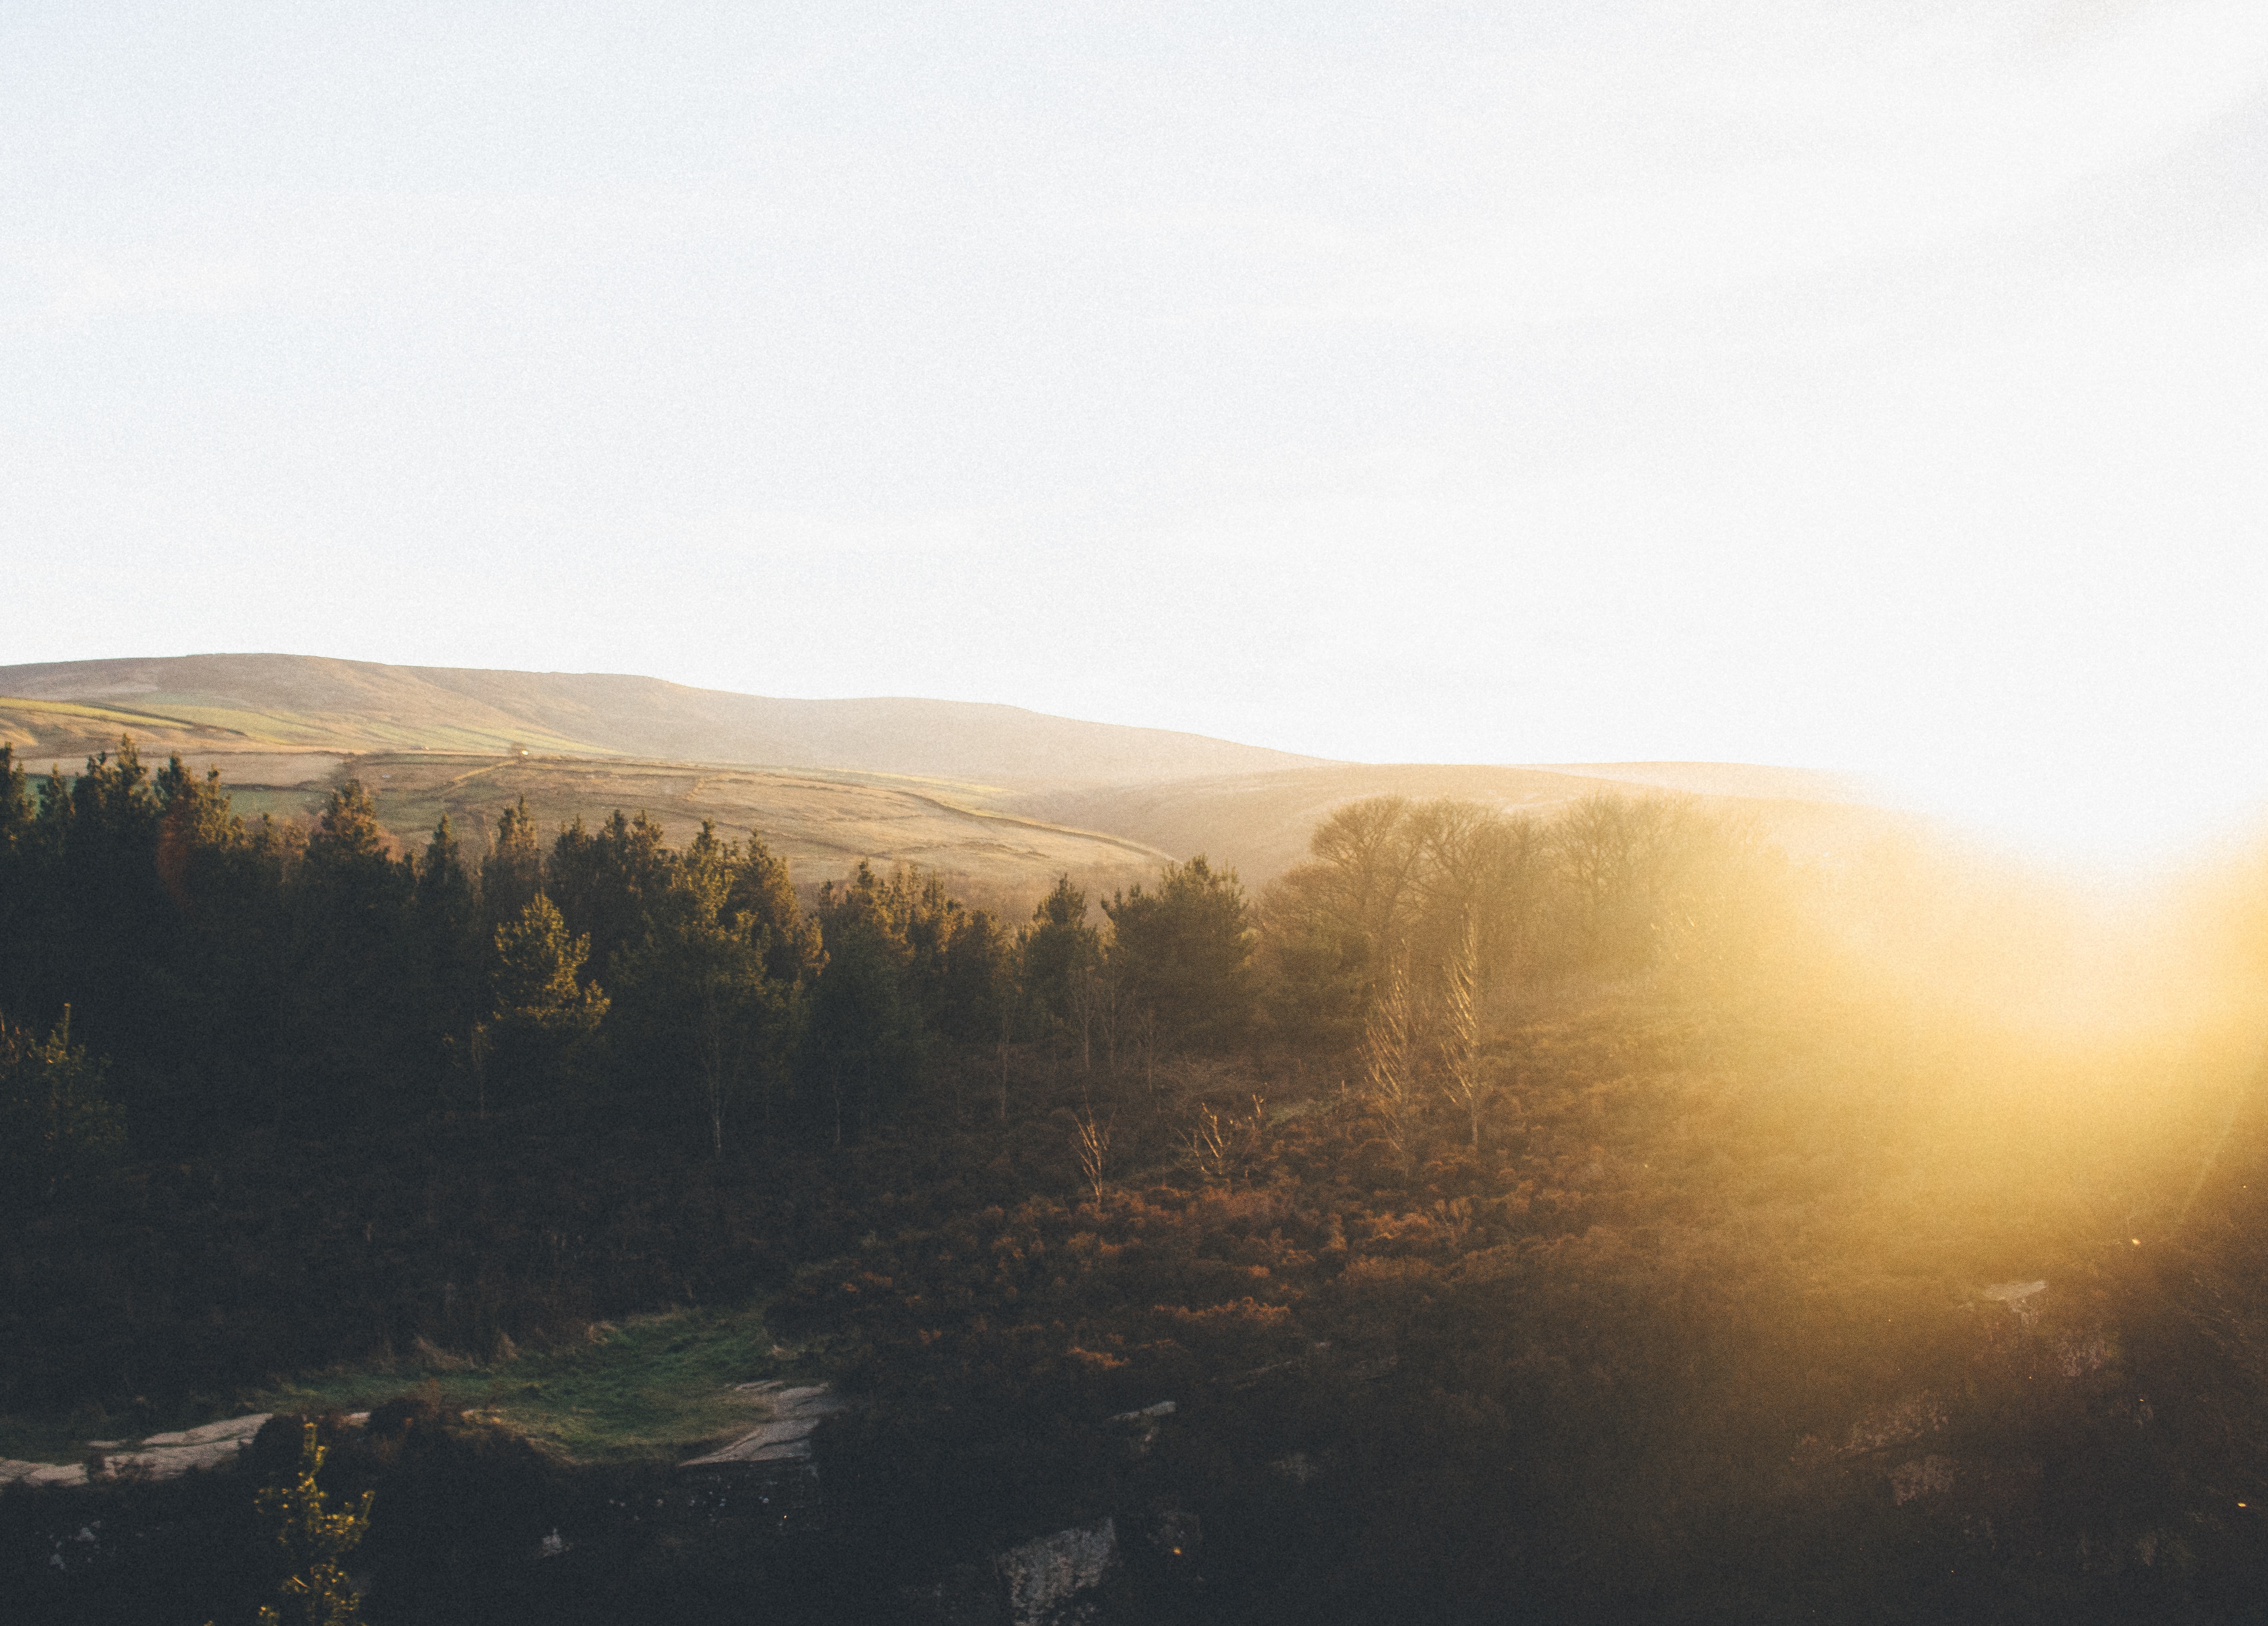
[4, 2, 2266, 863]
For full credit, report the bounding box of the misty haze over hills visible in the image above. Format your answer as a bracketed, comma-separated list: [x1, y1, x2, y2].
[1012, 762, 1894, 887]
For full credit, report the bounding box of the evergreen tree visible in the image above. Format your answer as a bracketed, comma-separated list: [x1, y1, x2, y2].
[610, 821, 795, 1151]
[142, 756, 276, 1144]
[479, 797, 543, 935]
[286, 782, 416, 1127]
[487, 894, 608, 1103]
[938, 908, 1014, 1048]
[35, 741, 170, 1068]
[0, 743, 28, 838]
[0, 1005, 124, 1203]
[1020, 874, 1100, 1037]
[804, 870, 921, 1145]
[1105, 856, 1255, 1050]
[546, 809, 673, 985]
[0, 746, 38, 1036]
[415, 815, 485, 1104]
[726, 830, 824, 986]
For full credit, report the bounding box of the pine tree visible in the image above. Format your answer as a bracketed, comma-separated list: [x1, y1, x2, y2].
[1020, 875, 1100, 1038]
[726, 830, 823, 986]
[288, 782, 415, 1127]
[487, 894, 608, 1102]
[0, 1005, 124, 1201]
[610, 823, 793, 1152]
[480, 797, 543, 933]
[1105, 856, 1256, 1050]
[545, 809, 673, 984]
[0, 746, 37, 1032]
[410, 815, 485, 1108]
[804, 873, 920, 1146]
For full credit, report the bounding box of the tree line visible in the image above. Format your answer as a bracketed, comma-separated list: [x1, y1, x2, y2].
[0, 738, 1777, 1183]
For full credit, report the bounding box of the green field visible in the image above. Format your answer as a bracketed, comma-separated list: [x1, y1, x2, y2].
[0, 1300, 804, 1468]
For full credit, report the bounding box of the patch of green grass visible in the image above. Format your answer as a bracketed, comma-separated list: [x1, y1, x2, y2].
[272, 1302, 801, 1463]
[0, 1301, 805, 1468]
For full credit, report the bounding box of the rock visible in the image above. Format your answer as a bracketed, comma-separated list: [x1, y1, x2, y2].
[1889, 1454, 1958, 1505]
[1839, 1393, 1948, 1459]
[2051, 1327, 2111, 1377]
[107, 1413, 270, 1482]
[899, 1561, 999, 1625]
[102, 1438, 261, 1481]
[1108, 1400, 1175, 1421]
[1982, 1280, 2046, 1316]
[1106, 1399, 1175, 1456]
[680, 1382, 847, 1468]
[137, 1413, 269, 1449]
[0, 1413, 271, 1490]
[2, 1461, 88, 1489]
[997, 1517, 1116, 1626]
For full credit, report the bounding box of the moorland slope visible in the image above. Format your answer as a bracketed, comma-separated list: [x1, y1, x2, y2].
[2, 655, 1895, 903]
[0, 654, 1327, 787]
[334, 753, 1173, 915]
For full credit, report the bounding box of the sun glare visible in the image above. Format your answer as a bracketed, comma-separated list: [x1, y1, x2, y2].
[1877, 757, 2268, 879]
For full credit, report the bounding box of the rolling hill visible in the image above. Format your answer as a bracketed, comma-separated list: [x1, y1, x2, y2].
[2, 653, 1893, 904]
[0, 654, 1326, 787]
[321, 753, 1173, 917]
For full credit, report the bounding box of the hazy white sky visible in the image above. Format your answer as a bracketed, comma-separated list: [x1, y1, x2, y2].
[5, 2, 2266, 860]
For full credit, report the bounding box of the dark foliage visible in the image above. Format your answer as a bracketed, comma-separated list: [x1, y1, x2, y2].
[7, 743, 2268, 1623]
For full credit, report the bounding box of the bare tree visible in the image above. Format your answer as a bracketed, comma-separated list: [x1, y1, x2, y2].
[1552, 791, 1699, 973]
[1074, 1104, 1113, 1206]
[1272, 796, 1551, 1054]
[1363, 953, 1419, 1177]
[1181, 1092, 1268, 1190]
[1436, 912, 1489, 1150]
[1183, 1101, 1229, 1187]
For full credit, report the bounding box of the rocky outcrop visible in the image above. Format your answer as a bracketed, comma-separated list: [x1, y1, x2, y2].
[1105, 1399, 1175, 1458]
[0, 1413, 270, 1489]
[678, 1381, 847, 1467]
[899, 1514, 1137, 1626]
[997, 1517, 1117, 1626]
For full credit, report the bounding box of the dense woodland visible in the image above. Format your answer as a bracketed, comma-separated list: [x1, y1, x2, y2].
[7, 738, 2268, 1623]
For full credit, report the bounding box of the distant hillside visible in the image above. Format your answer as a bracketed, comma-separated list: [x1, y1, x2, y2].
[0, 654, 1327, 788]
[1013, 763, 1914, 887]
[0, 656, 1902, 902]
[332, 753, 1171, 918]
